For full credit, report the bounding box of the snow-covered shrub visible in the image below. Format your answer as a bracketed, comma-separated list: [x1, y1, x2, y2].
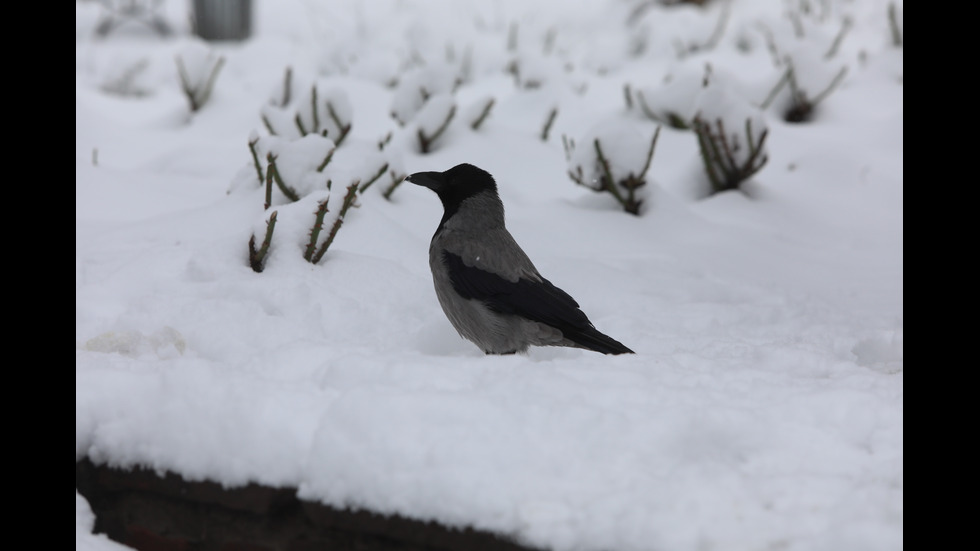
[414, 93, 457, 154]
[507, 51, 563, 90]
[260, 68, 354, 144]
[175, 40, 225, 112]
[390, 66, 461, 126]
[564, 121, 661, 215]
[248, 182, 360, 272]
[760, 53, 848, 123]
[628, 66, 705, 129]
[253, 134, 338, 204]
[692, 76, 769, 194]
[244, 133, 389, 272]
[756, 10, 851, 123]
[295, 86, 353, 145]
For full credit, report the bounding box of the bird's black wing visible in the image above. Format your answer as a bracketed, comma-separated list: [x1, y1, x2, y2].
[442, 251, 634, 354]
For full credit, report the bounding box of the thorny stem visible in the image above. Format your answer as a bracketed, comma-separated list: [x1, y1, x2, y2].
[312, 182, 359, 264]
[266, 154, 299, 202]
[304, 199, 330, 261]
[249, 210, 278, 272]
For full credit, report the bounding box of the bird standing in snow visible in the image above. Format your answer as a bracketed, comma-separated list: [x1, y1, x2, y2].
[406, 163, 634, 355]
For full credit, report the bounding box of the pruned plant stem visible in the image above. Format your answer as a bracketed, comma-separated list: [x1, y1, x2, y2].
[280, 66, 293, 106]
[326, 102, 351, 146]
[358, 163, 390, 193]
[418, 105, 456, 153]
[541, 108, 558, 142]
[594, 139, 640, 215]
[383, 171, 407, 201]
[694, 117, 769, 193]
[888, 2, 902, 47]
[266, 154, 299, 202]
[249, 210, 278, 272]
[176, 54, 225, 112]
[303, 200, 330, 262]
[316, 147, 336, 173]
[471, 99, 495, 130]
[248, 136, 265, 185]
[311, 182, 359, 264]
[824, 17, 852, 59]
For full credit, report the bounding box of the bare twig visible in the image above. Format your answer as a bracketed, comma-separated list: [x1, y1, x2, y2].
[316, 147, 336, 173]
[261, 114, 277, 135]
[358, 163, 390, 193]
[888, 2, 902, 47]
[471, 98, 495, 130]
[759, 67, 791, 110]
[248, 136, 265, 185]
[594, 139, 635, 214]
[824, 17, 852, 59]
[310, 86, 320, 135]
[418, 105, 456, 153]
[693, 116, 768, 193]
[280, 66, 293, 106]
[176, 54, 225, 112]
[640, 125, 662, 177]
[540, 107, 558, 141]
[809, 65, 848, 106]
[383, 171, 407, 201]
[326, 101, 351, 146]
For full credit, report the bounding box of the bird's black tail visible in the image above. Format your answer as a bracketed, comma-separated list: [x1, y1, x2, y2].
[569, 326, 634, 355]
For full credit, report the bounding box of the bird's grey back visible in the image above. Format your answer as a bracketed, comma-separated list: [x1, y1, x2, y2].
[432, 191, 541, 284]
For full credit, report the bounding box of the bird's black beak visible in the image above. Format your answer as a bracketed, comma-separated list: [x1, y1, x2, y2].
[406, 171, 445, 193]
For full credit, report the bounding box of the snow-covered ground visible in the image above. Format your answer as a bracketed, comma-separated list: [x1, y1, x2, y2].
[76, 1, 903, 550]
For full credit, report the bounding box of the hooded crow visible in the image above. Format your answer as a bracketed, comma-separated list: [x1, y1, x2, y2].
[406, 163, 634, 355]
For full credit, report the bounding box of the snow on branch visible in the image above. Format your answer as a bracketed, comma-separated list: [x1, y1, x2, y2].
[564, 122, 661, 215]
[175, 41, 225, 112]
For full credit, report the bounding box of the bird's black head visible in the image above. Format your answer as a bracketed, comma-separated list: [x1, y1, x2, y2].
[406, 163, 498, 208]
